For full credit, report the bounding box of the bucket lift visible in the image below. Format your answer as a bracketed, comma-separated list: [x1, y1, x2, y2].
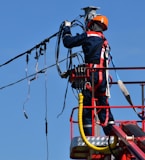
[68, 65, 145, 160]
[56, 6, 145, 160]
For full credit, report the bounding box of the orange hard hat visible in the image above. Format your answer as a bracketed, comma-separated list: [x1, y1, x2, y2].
[89, 15, 108, 31]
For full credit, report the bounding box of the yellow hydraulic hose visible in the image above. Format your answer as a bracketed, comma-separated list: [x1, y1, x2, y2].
[78, 92, 118, 154]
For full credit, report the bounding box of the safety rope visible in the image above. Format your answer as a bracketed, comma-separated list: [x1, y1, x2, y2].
[110, 52, 144, 120]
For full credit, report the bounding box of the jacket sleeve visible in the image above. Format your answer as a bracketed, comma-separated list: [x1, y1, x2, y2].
[62, 26, 87, 48]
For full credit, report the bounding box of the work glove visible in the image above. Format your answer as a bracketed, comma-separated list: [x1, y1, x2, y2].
[64, 20, 71, 27]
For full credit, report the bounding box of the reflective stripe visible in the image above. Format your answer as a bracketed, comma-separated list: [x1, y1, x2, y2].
[101, 48, 105, 59]
[83, 124, 92, 128]
[87, 33, 102, 37]
[86, 31, 105, 39]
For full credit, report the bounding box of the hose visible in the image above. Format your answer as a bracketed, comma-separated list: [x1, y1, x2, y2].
[78, 92, 118, 153]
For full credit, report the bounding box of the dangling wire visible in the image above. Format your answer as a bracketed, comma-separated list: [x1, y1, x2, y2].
[66, 49, 73, 71]
[56, 49, 85, 117]
[43, 43, 49, 160]
[55, 22, 64, 77]
[57, 79, 70, 118]
[33, 47, 39, 80]
[23, 53, 31, 119]
[56, 49, 73, 118]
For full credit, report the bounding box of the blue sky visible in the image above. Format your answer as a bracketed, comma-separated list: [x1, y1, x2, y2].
[0, 0, 145, 160]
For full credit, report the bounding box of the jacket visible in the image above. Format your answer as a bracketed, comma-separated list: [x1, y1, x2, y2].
[62, 26, 106, 64]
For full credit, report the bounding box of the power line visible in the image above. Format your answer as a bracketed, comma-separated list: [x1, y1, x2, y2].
[0, 56, 70, 90]
[0, 32, 59, 68]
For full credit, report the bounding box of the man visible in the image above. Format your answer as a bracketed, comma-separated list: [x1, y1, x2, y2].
[62, 15, 114, 136]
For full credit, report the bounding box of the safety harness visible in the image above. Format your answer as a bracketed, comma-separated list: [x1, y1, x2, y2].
[85, 31, 110, 97]
[69, 31, 110, 94]
[68, 31, 111, 127]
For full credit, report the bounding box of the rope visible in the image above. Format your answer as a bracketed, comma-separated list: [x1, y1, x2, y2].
[110, 52, 144, 120]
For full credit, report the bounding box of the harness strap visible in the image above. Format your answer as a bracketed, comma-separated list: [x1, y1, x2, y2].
[84, 32, 110, 95]
[94, 70, 103, 91]
[85, 58, 104, 93]
[84, 70, 103, 93]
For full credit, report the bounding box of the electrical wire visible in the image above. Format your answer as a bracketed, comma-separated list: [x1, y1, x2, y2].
[0, 32, 59, 69]
[57, 78, 70, 118]
[54, 18, 86, 117]
[55, 17, 85, 78]
[0, 55, 74, 90]
[43, 45, 49, 160]
[0, 15, 83, 78]
[23, 54, 30, 119]
[55, 22, 65, 77]
[54, 18, 86, 116]
[23, 45, 46, 118]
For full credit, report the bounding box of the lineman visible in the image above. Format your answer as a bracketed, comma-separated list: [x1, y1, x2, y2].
[62, 15, 114, 136]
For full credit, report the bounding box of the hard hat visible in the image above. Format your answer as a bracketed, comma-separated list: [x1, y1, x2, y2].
[88, 15, 108, 31]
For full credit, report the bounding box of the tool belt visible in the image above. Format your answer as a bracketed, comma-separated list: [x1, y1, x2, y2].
[69, 63, 104, 90]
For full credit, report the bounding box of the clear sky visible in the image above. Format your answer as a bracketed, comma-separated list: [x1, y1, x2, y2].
[0, 0, 145, 160]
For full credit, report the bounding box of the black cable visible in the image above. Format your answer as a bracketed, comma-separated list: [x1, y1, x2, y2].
[0, 53, 80, 90]
[66, 49, 73, 72]
[71, 19, 85, 31]
[55, 17, 85, 78]
[56, 50, 84, 118]
[43, 47, 49, 160]
[55, 22, 65, 77]
[57, 78, 70, 118]
[0, 33, 58, 69]
[55, 23, 75, 77]
[108, 134, 118, 159]
[0, 52, 28, 68]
